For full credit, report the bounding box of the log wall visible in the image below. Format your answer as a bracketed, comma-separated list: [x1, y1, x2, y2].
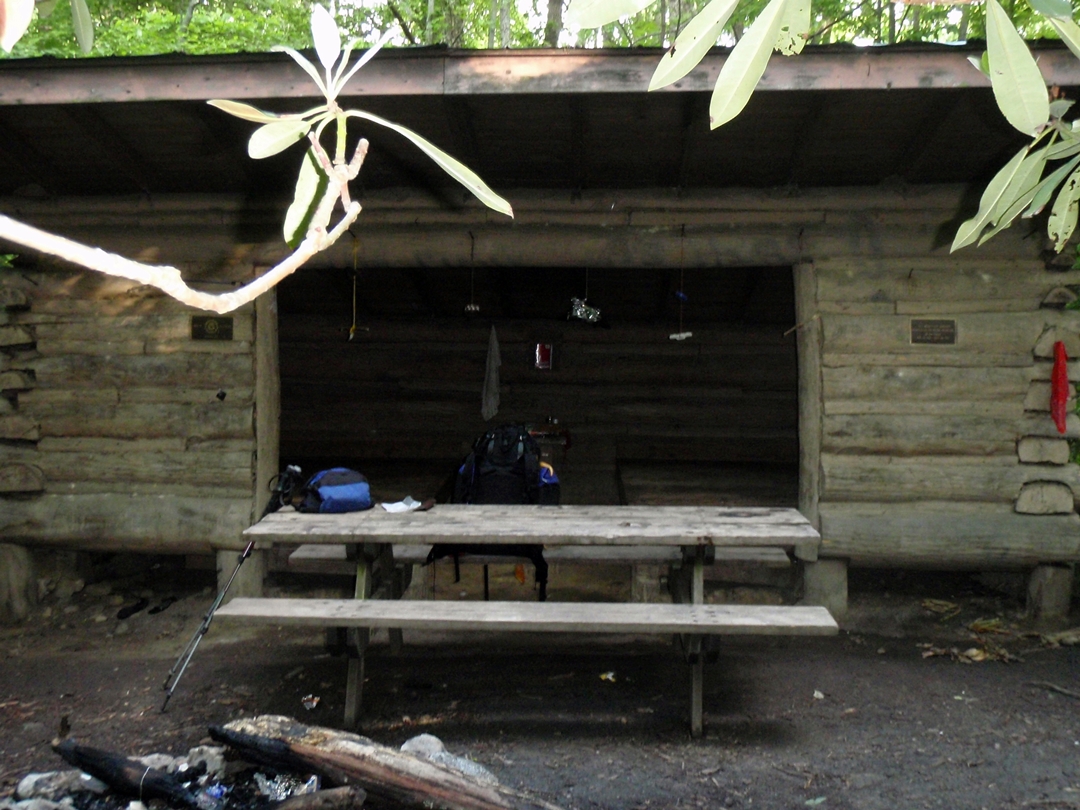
[806, 258, 1080, 566]
[0, 267, 258, 552]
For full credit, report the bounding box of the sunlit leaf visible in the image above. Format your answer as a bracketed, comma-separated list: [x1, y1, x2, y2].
[649, 0, 739, 91]
[966, 51, 990, 77]
[1048, 165, 1080, 250]
[248, 119, 312, 159]
[709, 0, 790, 129]
[979, 147, 1049, 243]
[985, 0, 1049, 135]
[35, 0, 57, 20]
[284, 148, 329, 248]
[990, 146, 1046, 226]
[1029, 0, 1072, 19]
[775, 0, 810, 56]
[346, 110, 513, 217]
[1050, 99, 1076, 119]
[208, 99, 283, 124]
[331, 28, 395, 99]
[311, 4, 341, 73]
[70, 0, 92, 53]
[1049, 17, 1080, 63]
[1023, 154, 1080, 217]
[272, 45, 329, 98]
[566, 0, 655, 29]
[0, 0, 34, 51]
[951, 144, 1029, 251]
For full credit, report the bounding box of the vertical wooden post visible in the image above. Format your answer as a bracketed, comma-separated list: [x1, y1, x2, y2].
[343, 548, 373, 729]
[793, 262, 822, 534]
[690, 546, 705, 738]
[254, 287, 281, 523]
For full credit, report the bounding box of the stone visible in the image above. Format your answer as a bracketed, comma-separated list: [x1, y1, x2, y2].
[1015, 481, 1076, 515]
[400, 734, 498, 786]
[16, 771, 107, 801]
[801, 559, 848, 622]
[184, 746, 226, 781]
[1018, 437, 1071, 465]
[52, 578, 84, 602]
[1027, 564, 1074, 622]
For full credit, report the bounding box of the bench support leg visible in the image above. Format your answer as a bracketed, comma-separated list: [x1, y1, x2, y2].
[689, 547, 706, 738]
[343, 549, 374, 729]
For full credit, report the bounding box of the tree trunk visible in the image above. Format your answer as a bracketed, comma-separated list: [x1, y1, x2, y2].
[544, 0, 562, 46]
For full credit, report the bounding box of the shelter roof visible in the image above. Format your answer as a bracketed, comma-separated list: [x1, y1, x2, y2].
[0, 43, 1077, 198]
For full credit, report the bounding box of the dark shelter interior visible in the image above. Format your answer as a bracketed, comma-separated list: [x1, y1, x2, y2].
[276, 264, 799, 510]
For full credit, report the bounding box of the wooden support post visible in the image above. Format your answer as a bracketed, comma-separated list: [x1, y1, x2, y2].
[690, 546, 706, 739]
[802, 558, 847, 622]
[216, 547, 265, 601]
[1027, 563, 1074, 623]
[343, 546, 373, 729]
[0, 543, 35, 623]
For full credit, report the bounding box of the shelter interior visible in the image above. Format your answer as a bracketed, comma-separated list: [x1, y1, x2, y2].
[276, 264, 799, 509]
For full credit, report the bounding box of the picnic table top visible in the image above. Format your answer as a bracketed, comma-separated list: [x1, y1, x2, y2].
[245, 504, 820, 549]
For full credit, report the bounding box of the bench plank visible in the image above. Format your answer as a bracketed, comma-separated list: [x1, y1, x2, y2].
[216, 597, 838, 635]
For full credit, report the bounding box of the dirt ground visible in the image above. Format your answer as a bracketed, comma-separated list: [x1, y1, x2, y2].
[1, 556, 1079, 810]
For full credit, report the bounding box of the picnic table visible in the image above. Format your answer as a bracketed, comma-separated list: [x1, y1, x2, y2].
[217, 504, 836, 737]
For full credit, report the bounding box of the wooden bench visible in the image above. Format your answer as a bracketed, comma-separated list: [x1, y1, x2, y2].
[219, 504, 835, 737]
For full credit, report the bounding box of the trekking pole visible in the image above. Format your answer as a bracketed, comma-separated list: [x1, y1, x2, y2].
[161, 540, 254, 712]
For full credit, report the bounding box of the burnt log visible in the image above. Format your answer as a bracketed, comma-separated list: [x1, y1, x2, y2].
[267, 785, 367, 810]
[210, 716, 565, 810]
[51, 739, 210, 810]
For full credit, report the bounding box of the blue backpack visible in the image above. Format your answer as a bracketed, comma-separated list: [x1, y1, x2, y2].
[297, 468, 373, 513]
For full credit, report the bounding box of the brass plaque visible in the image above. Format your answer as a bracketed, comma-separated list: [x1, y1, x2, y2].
[191, 316, 233, 341]
[910, 319, 956, 345]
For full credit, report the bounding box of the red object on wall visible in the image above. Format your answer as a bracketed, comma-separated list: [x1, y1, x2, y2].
[1051, 340, 1069, 435]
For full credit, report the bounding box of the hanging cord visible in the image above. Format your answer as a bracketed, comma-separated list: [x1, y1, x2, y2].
[466, 231, 479, 313]
[349, 235, 359, 341]
[670, 224, 691, 341]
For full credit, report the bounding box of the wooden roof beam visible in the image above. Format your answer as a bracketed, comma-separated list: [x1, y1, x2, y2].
[2, 46, 1079, 106]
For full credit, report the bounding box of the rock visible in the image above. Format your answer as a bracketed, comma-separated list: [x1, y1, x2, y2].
[14, 799, 69, 810]
[113, 621, 130, 637]
[400, 734, 498, 786]
[184, 746, 226, 781]
[16, 771, 108, 801]
[53, 579, 84, 602]
[136, 754, 180, 773]
[82, 583, 113, 599]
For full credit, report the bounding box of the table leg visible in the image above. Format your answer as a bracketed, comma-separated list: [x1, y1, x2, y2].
[689, 546, 706, 739]
[343, 548, 372, 729]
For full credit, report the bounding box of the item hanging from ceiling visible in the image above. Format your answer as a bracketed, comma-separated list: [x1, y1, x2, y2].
[481, 324, 501, 421]
[346, 233, 369, 341]
[466, 231, 480, 314]
[669, 225, 692, 341]
[569, 268, 601, 324]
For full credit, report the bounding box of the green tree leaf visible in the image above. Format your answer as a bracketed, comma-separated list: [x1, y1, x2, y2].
[565, 0, 655, 29]
[1024, 154, 1080, 217]
[989, 145, 1046, 226]
[1049, 17, 1080, 62]
[346, 109, 513, 217]
[70, 0, 93, 53]
[1029, 0, 1072, 19]
[709, 0, 790, 129]
[271, 45, 329, 97]
[1048, 166, 1080, 250]
[985, 0, 1049, 135]
[283, 148, 329, 248]
[775, 0, 810, 55]
[951, 143, 1029, 251]
[207, 99, 283, 124]
[310, 4, 340, 72]
[248, 119, 312, 159]
[648, 0, 739, 91]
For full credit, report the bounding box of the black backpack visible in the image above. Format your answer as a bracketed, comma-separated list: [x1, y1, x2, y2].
[429, 425, 559, 600]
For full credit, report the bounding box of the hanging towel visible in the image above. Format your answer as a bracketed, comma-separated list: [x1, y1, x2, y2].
[481, 324, 501, 421]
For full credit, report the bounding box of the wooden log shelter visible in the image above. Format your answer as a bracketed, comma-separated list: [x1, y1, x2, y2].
[1, 43, 1080, 623]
